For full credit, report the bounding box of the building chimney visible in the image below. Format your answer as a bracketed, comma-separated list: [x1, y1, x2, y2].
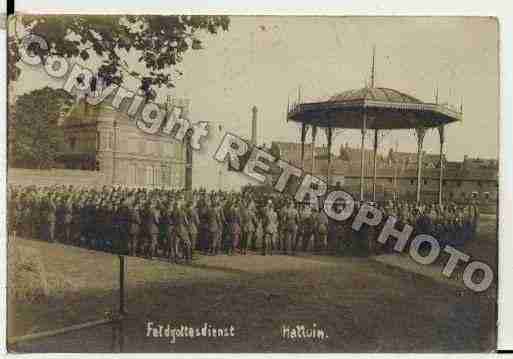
[251, 105, 258, 146]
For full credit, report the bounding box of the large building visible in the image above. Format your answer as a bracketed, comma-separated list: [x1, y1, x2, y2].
[271, 141, 498, 204]
[56, 98, 188, 189]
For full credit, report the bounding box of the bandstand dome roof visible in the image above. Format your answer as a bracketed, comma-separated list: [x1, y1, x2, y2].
[287, 86, 462, 130]
[329, 87, 422, 104]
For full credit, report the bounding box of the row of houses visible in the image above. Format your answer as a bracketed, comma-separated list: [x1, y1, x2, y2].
[270, 141, 498, 204]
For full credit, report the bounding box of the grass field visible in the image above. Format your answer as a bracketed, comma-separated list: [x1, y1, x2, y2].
[8, 215, 497, 352]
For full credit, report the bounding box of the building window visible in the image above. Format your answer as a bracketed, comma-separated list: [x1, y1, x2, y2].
[146, 166, 153, 187]
[161, 166, 169, 187]
[108, 132, 113, 150]
[154, 167, 160, 187]
[170, 168, 177, 187]
[423, 179, 428, 185]
[410, 179, 414, 185]
[137, 167, 145, 186]
[129, 164, 137, 186]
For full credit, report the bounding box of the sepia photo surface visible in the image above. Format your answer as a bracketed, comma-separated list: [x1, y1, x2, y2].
[6, 15, 499, 352]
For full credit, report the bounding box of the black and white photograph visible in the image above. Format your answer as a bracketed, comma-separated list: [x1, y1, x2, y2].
[6, 15, 499, 352]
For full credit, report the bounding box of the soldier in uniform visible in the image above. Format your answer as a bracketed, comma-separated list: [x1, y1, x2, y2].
[284, 201, 299, 254]
[173, 200, 192, 262]
[26, 192, 42, 238]
[471, 200, 480, 238]
[79, 197, 89, 247]
[95, 200, 108, 251]
[128, 203, 141, 257]
[62, 197, 73, 244]
[263, 200, 278, 255]
[248, 199, 259, 251]
[225, 201, 241, 255]
[197, 196, 210, 254]
[142, 201, 160, 258]
[217, 199, 226, 253]
[71, 197, 82, 245]
[300, 204, 314, 252]
[239, 200, 255, 255]
[207, 200, 220, 255]
[186, 200, 199, 256]
[315, 207, 329, 252]
[45, 195, 57, 243]
[331, 198, 347, 254]
[278, 202, 288, 252]
[115, 199, 131, 255]
[157, 201, 172, 259]
[55, 197, 65, 243]
[254, 211, 264, 252]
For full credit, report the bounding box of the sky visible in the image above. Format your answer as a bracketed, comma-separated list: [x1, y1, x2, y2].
[13, 16, 500, 189]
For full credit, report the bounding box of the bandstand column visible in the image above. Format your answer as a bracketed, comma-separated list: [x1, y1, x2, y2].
[360, 112, 367, 202]
[415, 127, 427, 204]
[300, 123, 307, 171]
[372, 129, 379, 202]
[437, 125, 445, 206]
[326, 126, 333, 186]
[311, 126, 317, 175]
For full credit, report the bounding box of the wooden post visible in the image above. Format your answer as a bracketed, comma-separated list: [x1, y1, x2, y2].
[438, 125, 445, 206]
[311, 126, 317, 175]
[372, 129, 379, 202]
[326, 126, 333, 187]
[119, 319, 125, 352]
[415, 127, 427, 204]
[300, 123, 307, 171]
[360, 112, 367, 202]
[119, 255, 126, 315]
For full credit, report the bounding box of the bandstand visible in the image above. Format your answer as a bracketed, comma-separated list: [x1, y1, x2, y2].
[286, 82, 462, 204]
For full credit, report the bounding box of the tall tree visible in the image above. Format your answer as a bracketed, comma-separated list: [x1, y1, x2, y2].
[11, 15, 230, 99]
[12, 87, 74, 169]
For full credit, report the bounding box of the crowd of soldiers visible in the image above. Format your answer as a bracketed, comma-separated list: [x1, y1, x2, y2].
[8, 184, 481, 261]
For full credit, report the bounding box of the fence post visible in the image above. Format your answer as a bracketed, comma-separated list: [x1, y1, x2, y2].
[119, 255, 126, 316]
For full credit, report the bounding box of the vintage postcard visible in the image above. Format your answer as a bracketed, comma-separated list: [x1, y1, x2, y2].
[6, 15, 499, 352]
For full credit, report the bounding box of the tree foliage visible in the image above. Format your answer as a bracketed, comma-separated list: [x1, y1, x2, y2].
[12, 15, 230, 96]
[12, 87, 74, 169]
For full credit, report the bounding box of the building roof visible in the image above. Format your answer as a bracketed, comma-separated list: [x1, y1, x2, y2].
[287, 86, 462, 130]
